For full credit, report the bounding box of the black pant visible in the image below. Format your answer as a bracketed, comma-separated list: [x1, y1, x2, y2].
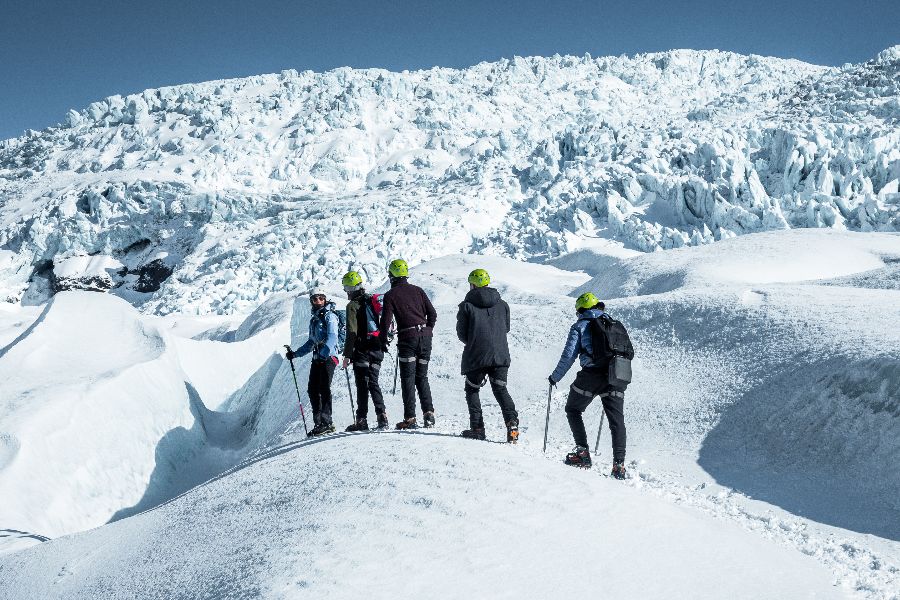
[308, 359, 336, 425]
[565, 368, 626, 461]
[464, 366, 518, 428]
[352, 348, 385, 420]
[397, 335, 434, 419]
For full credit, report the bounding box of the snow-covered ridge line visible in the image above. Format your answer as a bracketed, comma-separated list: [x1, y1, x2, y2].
[0, 47, 898, 314]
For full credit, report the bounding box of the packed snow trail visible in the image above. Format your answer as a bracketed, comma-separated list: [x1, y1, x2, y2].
[0, 432, 846, 600]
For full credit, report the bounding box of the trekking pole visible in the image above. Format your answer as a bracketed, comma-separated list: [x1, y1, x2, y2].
[594, 410, 606, 455]
[542, 384, 553, 453]
[284, 345, 308, 436]
[344, 364, 356, 423]
[392, 351, 399, 396]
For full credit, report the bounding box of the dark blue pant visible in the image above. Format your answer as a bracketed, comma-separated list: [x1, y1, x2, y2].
[565, 368, 626, 461]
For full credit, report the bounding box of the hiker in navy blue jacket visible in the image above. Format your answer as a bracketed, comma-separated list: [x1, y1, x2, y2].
[286, 288, 340, 436]
[549, 292, 627, 478]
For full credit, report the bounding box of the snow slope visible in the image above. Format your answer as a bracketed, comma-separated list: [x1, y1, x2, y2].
[1, 231, 899, 598]
[0, 291, 293, 538]
[0, 47, 898, 314]
[0, 433, 845, 600]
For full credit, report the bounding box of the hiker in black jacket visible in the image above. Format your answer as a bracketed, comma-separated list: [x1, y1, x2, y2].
[379, 259, 438, 429]
[456, 268, 519, 443]
[341, 271, 389, 431]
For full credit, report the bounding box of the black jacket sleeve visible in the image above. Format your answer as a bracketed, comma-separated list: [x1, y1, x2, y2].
[423, 288, 437, 329]
[456, 303, 469, 343]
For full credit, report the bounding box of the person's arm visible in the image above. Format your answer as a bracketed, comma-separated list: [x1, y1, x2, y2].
[379, 292, 394, 341]
[456, 303, 468, 343]
[294, 335, 314, 358]
[550, 323, 580, 383]
[344, 301, 358, 358]
[423, 289, 437, 329]
[323, 312, 339, 359]
[504, 300, 511, 333]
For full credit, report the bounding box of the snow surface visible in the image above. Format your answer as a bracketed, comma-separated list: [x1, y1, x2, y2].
[0, 433, 844, 600]
[1, 231, 899, 598]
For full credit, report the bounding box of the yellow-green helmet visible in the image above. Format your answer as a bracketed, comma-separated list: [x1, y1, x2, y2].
[388, 259, 409, 278]
[575, 292, 601, 311]
[467, 268, 491, 288]
[342, 270, 363, 290]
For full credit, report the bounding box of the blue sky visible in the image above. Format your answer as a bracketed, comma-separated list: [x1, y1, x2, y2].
[1, 0, 897, 140]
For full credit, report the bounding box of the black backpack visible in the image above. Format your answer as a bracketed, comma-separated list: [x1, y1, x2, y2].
[589, 314, 635, 390]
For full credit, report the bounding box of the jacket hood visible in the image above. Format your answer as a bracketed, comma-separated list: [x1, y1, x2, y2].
[577, 307, 607, 321]
[465, 286, 501, 309]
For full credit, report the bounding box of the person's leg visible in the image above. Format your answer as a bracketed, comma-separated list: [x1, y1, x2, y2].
[367, 350, 386, 418]
[464, 369, 488, 428]
[601, 390, 627, 463]
[565, 370, 599, 448]
[307, 362, 323, 427]
[487, 367, 518, 425]
[352, 351, 370, 421]
[398, 339, 418, 420]
[414, 336, 434, 415]
[319, 359, 336, 425]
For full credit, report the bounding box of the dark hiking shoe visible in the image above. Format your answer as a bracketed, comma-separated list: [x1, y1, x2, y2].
[376, 412, 390, 429]
[506, 419, 519, 444]
[423, 412, 436, 428]
[564, 446, 592, 468]
[611, 460, 627, 480]
[395, 417, 419, 430]
[310, 423, 335, 436]
[460, 427, 486, 440]
[345, 419, 369, 432]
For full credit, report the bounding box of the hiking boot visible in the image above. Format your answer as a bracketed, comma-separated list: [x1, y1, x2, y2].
[423, 412, 436, 428]
[395, 417, 419, 430]
[506, 419, 519, 444]
[310, 423, 335, 437]
[564, 446, 592, 468]
[611, 460, 627, 480]
[345, 418, 369, 432]
[460, 427, 486, 440]
[376, 412, 389, 429]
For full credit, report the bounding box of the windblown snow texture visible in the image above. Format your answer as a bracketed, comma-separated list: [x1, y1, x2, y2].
[0, 47, 898, 314]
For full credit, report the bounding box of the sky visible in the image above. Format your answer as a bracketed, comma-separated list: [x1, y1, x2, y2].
[1, 0, 898, 140]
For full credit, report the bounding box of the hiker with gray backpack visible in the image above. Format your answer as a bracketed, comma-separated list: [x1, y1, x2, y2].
[547, 292, 634, 478]
[285, 288, 343, 436]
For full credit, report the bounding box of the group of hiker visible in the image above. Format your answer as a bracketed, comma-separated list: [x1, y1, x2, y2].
[284, 259, 634, 479]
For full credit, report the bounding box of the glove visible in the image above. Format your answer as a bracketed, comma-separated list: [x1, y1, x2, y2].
[342, 356, 351, 369]
[380, 339, 390, 353]
[285, 348, 296, 360]
[548, 375, 557, 387]
[331, 356, 339, 367]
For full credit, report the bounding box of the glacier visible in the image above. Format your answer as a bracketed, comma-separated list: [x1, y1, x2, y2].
[1, 47, 898, 315]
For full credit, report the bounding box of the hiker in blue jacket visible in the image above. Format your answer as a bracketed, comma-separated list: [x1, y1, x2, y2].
[286, 288, 340, 436]
[549, 292, 627, 478]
